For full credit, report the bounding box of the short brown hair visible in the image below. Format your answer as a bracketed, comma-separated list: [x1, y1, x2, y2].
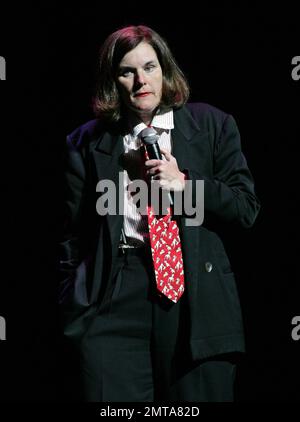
[92, 25, 190, 123]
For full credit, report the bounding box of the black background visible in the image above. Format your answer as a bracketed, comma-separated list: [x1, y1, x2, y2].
[0, 2, 299, 402]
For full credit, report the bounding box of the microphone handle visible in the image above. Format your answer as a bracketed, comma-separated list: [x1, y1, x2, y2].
[145, 143, 173, 206]
[145, 143, 162, 160]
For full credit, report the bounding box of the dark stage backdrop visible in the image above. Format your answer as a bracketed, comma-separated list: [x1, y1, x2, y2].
[0, 3, 299, 402]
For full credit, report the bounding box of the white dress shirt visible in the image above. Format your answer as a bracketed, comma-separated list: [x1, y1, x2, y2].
[121, 110, 174, 245]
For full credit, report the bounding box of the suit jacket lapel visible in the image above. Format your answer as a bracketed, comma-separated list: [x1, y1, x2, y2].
[91, 131, 124, 254]
[172, 106, 200, 170]
[172, 107, 203, 279]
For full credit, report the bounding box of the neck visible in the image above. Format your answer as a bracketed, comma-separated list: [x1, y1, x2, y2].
[128, 108, 159, 126]
[137, 111, 153, 126]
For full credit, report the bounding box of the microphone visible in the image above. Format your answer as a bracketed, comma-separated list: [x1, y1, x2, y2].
[140, 127, 162, 160]
[140, 127, 173, 206]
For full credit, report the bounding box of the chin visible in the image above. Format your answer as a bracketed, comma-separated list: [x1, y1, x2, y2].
[136, 103, 158, 113]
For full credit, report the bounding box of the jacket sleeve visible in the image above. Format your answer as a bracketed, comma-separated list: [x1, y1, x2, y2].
[187, 114, 260, 227]
[57, 135, 87, 305]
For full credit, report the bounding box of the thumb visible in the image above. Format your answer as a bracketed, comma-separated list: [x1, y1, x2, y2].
[160, 147, 172, 161]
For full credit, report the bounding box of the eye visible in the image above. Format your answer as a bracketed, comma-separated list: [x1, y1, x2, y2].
[119, 68, 134, 78]
[144, 64, 156, 72]
[121, 71, 132, 77]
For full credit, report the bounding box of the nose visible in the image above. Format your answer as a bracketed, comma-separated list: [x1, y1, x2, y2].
[135, 69, 146, 86]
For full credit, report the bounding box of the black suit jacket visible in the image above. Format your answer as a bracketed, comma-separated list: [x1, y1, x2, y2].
[58, 103, 260, 360]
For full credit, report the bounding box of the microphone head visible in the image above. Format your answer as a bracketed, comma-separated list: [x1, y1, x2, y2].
[140, 127, 159, 145]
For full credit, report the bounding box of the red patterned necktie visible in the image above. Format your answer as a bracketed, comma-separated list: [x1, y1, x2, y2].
[140, 128, 185, 303]
[147, 204, 185, 303]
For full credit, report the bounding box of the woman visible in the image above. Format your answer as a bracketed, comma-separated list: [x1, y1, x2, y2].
[58, 25, 260, 402]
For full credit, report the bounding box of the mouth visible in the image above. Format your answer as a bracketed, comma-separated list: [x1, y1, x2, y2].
[134, 92, 151, 98]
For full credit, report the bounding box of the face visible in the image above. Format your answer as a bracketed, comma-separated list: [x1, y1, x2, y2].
[117, 42, 163, 124]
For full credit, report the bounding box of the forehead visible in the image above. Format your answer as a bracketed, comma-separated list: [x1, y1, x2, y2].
[119, 42, 159, 67]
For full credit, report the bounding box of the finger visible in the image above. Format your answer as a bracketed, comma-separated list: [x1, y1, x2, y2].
[160, 148, 172, 161]
[147, 166, 160, 176]
[145, 159, 162, 167]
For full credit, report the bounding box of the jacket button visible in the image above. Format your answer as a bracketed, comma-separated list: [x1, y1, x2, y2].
[205, 262, 213, 272]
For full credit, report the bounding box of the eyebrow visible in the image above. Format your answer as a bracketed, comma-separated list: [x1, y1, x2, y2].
[118, 60, 157, 70]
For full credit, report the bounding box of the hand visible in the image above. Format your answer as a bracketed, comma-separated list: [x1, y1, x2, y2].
[145, 148, 186, 192]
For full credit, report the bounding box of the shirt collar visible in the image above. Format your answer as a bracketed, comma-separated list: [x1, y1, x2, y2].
[130, 109, 174, 139]
[151, 110, 174, 131]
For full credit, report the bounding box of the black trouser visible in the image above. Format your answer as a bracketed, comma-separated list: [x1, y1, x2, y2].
[78, 249, 236, 402]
